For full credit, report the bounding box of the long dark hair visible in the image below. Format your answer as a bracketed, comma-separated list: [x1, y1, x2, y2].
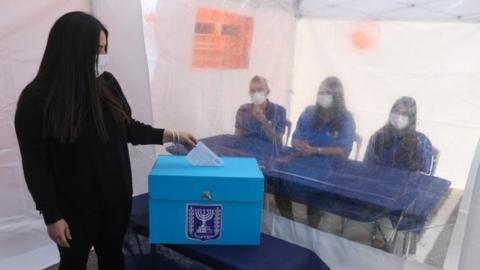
[29, 11, 128, 143]
[374, 96, 423, 170]
[312, 76, 347, 134]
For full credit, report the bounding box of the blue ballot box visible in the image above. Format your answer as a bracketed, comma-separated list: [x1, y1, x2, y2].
[148, 155, 264, 245]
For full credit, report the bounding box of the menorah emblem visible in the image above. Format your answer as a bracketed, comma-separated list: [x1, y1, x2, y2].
[195, 209, 215, 234]
[186, 204, 223, 241]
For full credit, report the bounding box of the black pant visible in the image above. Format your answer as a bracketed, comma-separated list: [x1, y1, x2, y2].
[274, 195, 323, 227]
[57, 201, 131, 270]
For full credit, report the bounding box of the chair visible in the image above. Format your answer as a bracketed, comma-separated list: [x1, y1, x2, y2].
[284, 119, 292, 146]
[350, 133, 363, 161]
[430, 146, 440, 175]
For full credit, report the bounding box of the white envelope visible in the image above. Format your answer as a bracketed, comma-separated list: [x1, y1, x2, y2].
[186, 141, 224, 167]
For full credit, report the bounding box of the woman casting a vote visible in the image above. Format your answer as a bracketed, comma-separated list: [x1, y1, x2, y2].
[14, 11, 197, 270]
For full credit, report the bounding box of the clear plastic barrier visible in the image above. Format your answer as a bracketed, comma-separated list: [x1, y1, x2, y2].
[2, 0, 480, 269]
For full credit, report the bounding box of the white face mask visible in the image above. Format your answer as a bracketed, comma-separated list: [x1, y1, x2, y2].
[389, 113, 409, 130]
[95, 54, 109, 77]
[251, 92, 266, 104]
[316, 94, 333, 108]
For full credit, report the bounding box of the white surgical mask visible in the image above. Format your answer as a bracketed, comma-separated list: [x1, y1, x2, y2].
[389, 113, 409, 130]
[316, 94, 333, 108]
[95, 54, 109, 77]
[251, 92, 266, 104]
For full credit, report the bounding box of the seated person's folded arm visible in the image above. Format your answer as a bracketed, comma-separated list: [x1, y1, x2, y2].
[291, 108, 348, 157]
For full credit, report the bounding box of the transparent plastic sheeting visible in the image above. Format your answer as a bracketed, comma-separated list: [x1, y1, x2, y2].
[142, 1, 480, 270]
[0, 0, 479, 270]
[0, 0, 156, 269]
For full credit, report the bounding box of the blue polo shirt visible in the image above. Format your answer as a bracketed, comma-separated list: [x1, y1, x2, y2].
[365, 131, 433, 174]
[235, 100, 287, 142]
[292, 106, 356, 156]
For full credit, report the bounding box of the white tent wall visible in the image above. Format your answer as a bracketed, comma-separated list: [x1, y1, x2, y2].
[445, 139, 480, 270]
[444, 139, 480, 270]
[291, 19, 480, 189]
[0, 2, 90, 269]
[296, 0, 480, 23]
[0, 0, 155, 269]
[146, 0, 296, 143]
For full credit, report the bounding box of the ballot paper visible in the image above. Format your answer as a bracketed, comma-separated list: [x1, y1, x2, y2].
[186, 142, 224, 166]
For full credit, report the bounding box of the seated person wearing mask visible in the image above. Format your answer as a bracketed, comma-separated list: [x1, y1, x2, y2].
[235, 75, 287, 144]
[365, 96, 433, 174]
[275, 76, 356, 226]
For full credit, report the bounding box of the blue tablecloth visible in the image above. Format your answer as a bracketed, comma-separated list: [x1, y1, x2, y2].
[127, 193, 331, 270]
[167, 134, 451, 232]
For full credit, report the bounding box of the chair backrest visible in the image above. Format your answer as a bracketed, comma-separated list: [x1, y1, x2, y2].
[430, 146, 440, 175]
[284, 120, 292, 146]
[352, 133, 363, 161]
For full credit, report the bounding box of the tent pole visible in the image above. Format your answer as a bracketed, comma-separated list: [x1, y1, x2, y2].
[89, 0, 98, 16]
[293, 0, 303, 18]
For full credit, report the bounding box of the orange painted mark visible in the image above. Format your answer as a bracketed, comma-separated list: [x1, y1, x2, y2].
[350, 21, 379, 51]
[192, 7, 254, 69]
[352, 30, 370, 49]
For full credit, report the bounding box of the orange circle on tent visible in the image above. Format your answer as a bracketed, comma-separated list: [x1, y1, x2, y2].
[351, 30, 370, 49]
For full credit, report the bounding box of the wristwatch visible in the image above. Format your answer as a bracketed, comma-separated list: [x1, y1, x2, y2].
[316, 147, 323, 155]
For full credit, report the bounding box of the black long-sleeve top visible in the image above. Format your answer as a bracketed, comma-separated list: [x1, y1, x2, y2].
[15, 72, 163, 225]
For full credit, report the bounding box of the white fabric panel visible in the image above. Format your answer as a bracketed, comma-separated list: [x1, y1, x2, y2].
[145, 0, 296, 145]
[444, 140, 480, 270]
[298, 0, 480, 22]
[95, 0, 156, 195]
[0, 243, 58, 270]
[291, 19, 480, 189]
[457, 139, 480, 270]
[0, 1, 90, 269]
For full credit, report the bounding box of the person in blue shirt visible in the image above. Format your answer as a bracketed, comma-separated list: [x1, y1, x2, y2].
[275, 76, 356, 226]
[235, 75, 287, 144]
[291, 77, 356, 157]
[365, 96, 433, 174]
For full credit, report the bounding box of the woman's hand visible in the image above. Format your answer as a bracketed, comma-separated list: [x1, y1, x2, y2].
[300, 144, 318, 156]
[177, 131, 198, 151]
[47, 219, 72, 248]
[252, 104, 268, 124]
[164, 130, 198, 150]
[294, 140, 316, 156]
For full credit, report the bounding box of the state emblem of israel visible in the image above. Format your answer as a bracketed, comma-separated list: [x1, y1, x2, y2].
[186, 204, 222, 241]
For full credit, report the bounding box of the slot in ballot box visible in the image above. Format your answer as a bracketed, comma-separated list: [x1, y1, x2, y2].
[148, 155, 264, 245]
